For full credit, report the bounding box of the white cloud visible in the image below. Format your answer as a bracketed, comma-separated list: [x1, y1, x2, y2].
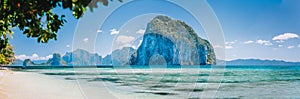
[40, 55, 53, 60]
[213, 45, 224, 49]
[110, 29, 119, 35]
[116, 35, 135, 45]
[225, 40, 237, 45]
[288, 46, 295, 49]
[225, 46, 233, 49]
[275, 40, 284, 43]
[224, 40, 237, 49]
[32, 54, 39, 59]
[15, 55, 26, 60]
[256, 40, 273, 46]
[272, 33, 299, 42]
[83, 38, 89, 43]
[298, 44, 300, 48]
[15, 54, 53, 61]
[97, 29, 103, 33]
[278, 45, 283, 47]
[66, 45, 70, 48]
[136, 29, 145, 34]
[244, 40, 254, 44]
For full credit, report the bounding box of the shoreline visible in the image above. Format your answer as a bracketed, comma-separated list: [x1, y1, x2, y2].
[0, 68, 119, 99]
[2, 65, 114, 69]
[1, 66, 300, 98]
[0, 68, 86, 99]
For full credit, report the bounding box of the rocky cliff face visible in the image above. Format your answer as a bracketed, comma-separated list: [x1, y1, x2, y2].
[101, 47, 136, 66]
[23, 59, 34, 66]
[62, 49, 102, 66]
[130, 15, 216, 65]
[111, 47, 136, 66]
[48, 53, 64, 66]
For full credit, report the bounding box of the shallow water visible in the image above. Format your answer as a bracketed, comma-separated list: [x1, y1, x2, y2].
[25, 65, 300, 98]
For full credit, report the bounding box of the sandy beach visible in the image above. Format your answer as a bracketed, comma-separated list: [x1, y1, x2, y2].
[2, 67, 300, 99]
[0, 68, 122, 99]
[0, 68, 88, 99]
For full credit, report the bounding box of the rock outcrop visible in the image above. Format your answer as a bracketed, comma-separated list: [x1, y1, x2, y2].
[111, 47, 136, 66]
[101, 47, 136, 66]
[47, 53, 66, 66]
[23, 53, 66, 66]
[130, 15, 216, 65]
[62, 49, 102, 66]
[23, 59, 35, 66]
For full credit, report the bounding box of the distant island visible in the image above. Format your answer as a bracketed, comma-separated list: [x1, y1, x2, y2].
[226, 59, 300, 66]
[12, 49, 300, 66]
[20, 48, 116, 66]
[17, 15, 217, 66]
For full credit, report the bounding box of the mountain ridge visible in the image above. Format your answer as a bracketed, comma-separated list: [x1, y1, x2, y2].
[225, 59, 300, 66]
[15, 49, 300, 66]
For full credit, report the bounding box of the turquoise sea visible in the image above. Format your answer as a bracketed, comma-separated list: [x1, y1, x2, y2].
[23, 65, 300, 98]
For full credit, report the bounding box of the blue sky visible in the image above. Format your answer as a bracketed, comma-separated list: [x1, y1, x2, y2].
[208, 0, 300, 62]
[10, 0, 300, 62]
